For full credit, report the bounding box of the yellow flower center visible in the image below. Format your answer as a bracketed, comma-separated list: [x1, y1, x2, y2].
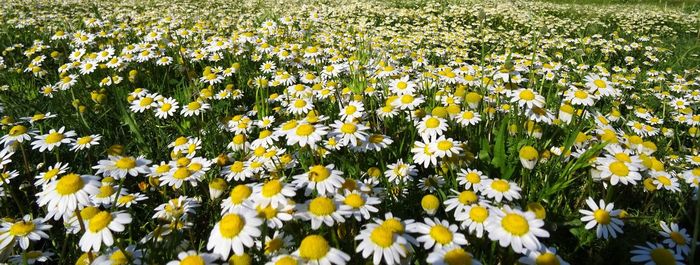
[609, 161, 630, 177]
[109, 250, 131, 265]
[501, 213, 529, 236]
[88, 211, 113, 232]
[56, 173, 84, 195]
[425, 117, 440, 128]
[400, 95, 415, 104]
[519, 146, 538, 160]
[469, 206, 489, 222]
[593, 79, 607, 88]
[650, 247, 676, 265]
[462, 111, 474, 119]
[382, 218, 405, 234]
[593, 209, 611, 225]
[45, 132, 64, 144]
[308, 165, 331, 182]
[219, 214, 246, 238]
[519, 90, 535, 101]
[458, 191, 477, 204]
[429, 225, 453, 244]
[345, 105, 357, 115]
[295, 124, 315, 136]
[293, 99, 307, 108]
[115, 157, 136, 169]
[340, 123, 357, 134]
[574, 90, 588, 99]
[491, 180, 510, 192]
[187, 101, 201, 110]
[230, 185, 252, 204]
[466, 173, 481, 184]
[299, 235, 330, 260]
[97, 185, 115, 197]
[535, 253, 560, 265]
[181, 255, 205, 265]
[343, 193, 365, 208]
[396, 81, 408, 90]
[275, 256, 298, 265]
[265, 238, 283, 254]
[9, 125, 27, 136]
[670, 232, 686, 244]
[370, 226, 394, 247]
[656, 176, 672, 186]
[173, 167, 191, 180]
[9, 221, 35, 236]
[160, 103, 172, 111]
[76, 136, 93, 145]
[309, 197, 335, 216]
[443, 248, 472, 265]
[42, 168, 60, 180]
[140, 97, 154, 106]
[262, 179, 283, 197]
[437, 140, 453, 151]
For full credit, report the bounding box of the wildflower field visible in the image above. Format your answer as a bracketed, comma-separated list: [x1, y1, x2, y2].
[1, 0, 700, 264]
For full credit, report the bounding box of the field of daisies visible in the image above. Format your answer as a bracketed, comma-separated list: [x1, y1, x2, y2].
[0, 0, 699, 264]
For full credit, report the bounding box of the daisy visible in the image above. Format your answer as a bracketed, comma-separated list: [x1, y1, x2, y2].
[266, 255, 301, 265]
[392, 94, 425, 110]
[259, 230, 293, 256]
[93, 155, 151, 180]
[444, 189, 479, 215]
[340, 101, 365, 122]
[8, 250, 53, 264]
[36, 173, 100, 220]
[207, 209, 262, 259]
[286, 122, 328, 149]
[650, 172, 681, 192]
[292, 164, 344, 196]
[457, 168, 487, 191]
[389, 75, 417, 95]
[79, 210, 132, 252]
[579, 197, 624, 239]
[355, 223, 408, 265]
[426, 245, 482, 265]
[455, 110, 482, 127]
[336, 190, 381, 221]
[418, 175, 445, 193]
[287, 98, 314, 115]
[294, 235, 350, 265]
[511, 88, 545, 108]
[252, 178, 296, 208]
[408, 218, 468, 250]
[93, 245, 143, 265]
[329, 120, 369, 147]
[430, 136, 462, 158]
[221, 161, 254, 182]
[296, 196, 346, 230]
[518, 246, 569, 265]
[0, 124, 33, 146]
[411, 140, 438, 168]
[166, 250, 219, 265]
[486, 205, 550, 254]
[417, 115, 448, 141]
[659, 221, 691, 256]
[181, 101, 210, 117]
[155, 98, 179, 119]
[585, 74, 618, 97]
[630, 242, 684, 265]
[256, 203, 295, 229]
[221, 184, 254, 214]
[71, 134, 101, 151]
[357, 134, 393, 152]
[480, 178, 521, 202]
[564, 86, 598, 106]
[596, 157, 642, 185]
[31, 126, 76, 152]
[0, 215, 52, 250]
[153, 196, 200, 221]
[34, 162, 69, 186]
[385, 159, 418, 184]
[455, 202, 491, 238]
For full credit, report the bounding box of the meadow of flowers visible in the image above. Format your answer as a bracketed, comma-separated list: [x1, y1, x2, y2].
[0, 0, 699, 264]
